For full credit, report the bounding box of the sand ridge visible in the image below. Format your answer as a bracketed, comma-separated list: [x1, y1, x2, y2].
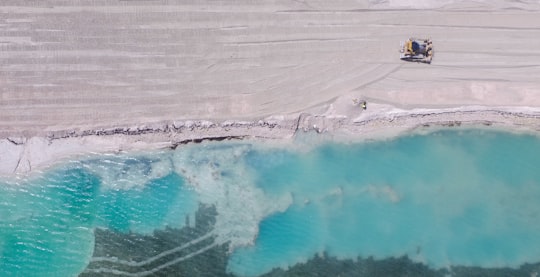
[2, 101, 540, 176]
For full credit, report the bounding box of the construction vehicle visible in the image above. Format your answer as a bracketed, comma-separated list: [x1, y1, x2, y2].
[400, 38, 433, 64]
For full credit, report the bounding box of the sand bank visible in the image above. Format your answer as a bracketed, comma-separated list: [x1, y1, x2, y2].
[1, 0, 540, 175]
[2, 100, 540, 176]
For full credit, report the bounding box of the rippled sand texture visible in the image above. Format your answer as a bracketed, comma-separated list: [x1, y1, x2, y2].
[2, 0, 540, 137]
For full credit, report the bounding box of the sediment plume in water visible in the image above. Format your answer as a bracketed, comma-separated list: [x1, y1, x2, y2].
[2, 130, 540, 276]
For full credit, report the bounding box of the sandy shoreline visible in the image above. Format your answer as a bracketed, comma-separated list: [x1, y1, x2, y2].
[2, 0, 540, 175]
[2, 100, 540, 176]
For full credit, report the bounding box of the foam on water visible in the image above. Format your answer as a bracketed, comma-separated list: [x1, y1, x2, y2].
[2, 129, 540, 276]
[82, 152, 174, 191]
[77, 152, 200, 234]
[227, 129, 540, 276]
[170, 142, 293, 248]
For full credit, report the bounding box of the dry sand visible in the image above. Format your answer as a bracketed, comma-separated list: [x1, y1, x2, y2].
[1, 0, 540, 175]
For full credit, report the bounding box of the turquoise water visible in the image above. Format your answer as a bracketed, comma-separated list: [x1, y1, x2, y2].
[1, 129, 540, 276]
[0, 155, 199, 276]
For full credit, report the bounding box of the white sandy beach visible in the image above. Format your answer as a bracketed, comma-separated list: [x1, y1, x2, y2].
[1, 0, 540, 175]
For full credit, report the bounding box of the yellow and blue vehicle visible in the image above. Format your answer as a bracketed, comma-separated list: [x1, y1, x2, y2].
[400, 38, 433, 64]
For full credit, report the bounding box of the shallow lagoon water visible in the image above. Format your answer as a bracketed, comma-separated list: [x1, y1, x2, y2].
[1, 129, 540, 276]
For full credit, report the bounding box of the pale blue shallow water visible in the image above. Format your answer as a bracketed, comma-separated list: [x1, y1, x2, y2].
[1, 129, 540, 276]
